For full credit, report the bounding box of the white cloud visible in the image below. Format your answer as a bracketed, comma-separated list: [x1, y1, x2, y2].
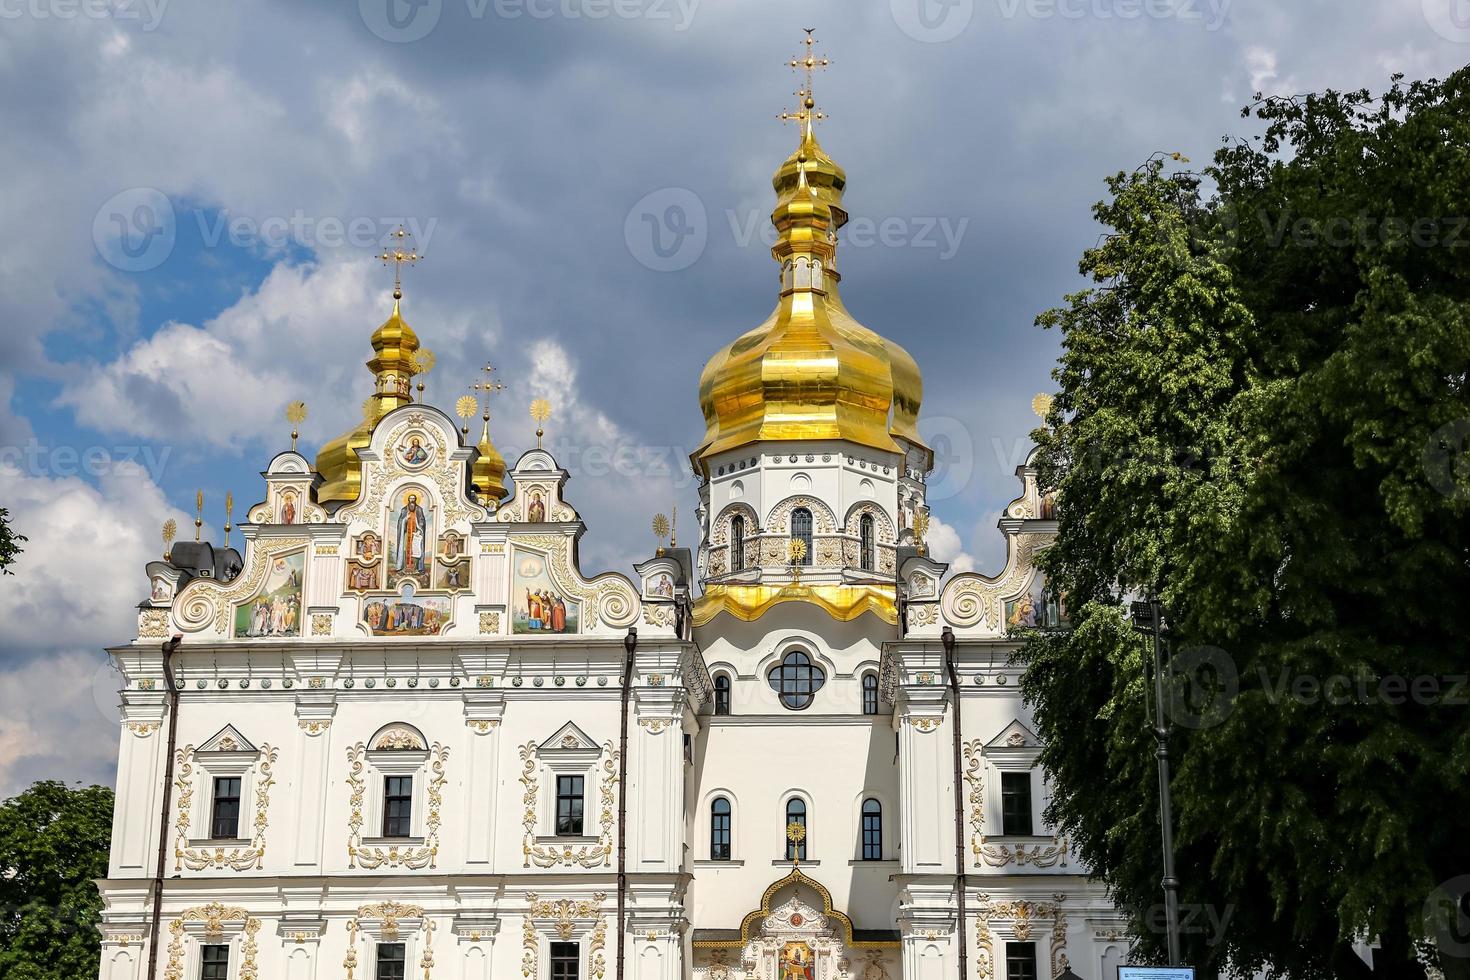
[0, 650, 120, 798]
[927, 515, 977, 576]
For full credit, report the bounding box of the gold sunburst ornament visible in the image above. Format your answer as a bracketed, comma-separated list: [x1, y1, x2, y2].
[455, 395, 479, 434]
[652, 513, 670, 550]
[162, 519, 177, 561]
[786, 821, 807, 865]
[912, 509, 930, 557]
[1031, 393, 1054, 420]
[530, 398, 551, 449]
[786, 537, 808, 585]
[412, 348, 435, 402]
[286, 400, 307, 450]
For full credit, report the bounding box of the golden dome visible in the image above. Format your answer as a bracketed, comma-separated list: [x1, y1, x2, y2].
[692, 116, 926, 469]
[315, 293, 420, 507]
[472, 416, 509, 502]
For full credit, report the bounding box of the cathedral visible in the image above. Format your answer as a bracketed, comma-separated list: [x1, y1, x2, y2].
[96, 36, 1128, 980]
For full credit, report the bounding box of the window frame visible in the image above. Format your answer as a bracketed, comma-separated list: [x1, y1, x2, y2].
[710, 796, 732, 861]
[859, 514, 875, 570]
[375, 941, 408, 980]
[381, 774, 414, 839]
[790, 508, 813, 566]
[860, 798, 883, 861]
[199, 943, 230, 980]
[1000, 771, 1034, 837]
[556, 774, 586, 837]
[768, 649, 826, 711]
[861, 672, 880, 715]
[1005, 941, 1038, 980]
[209, 776, 242, 841]
[730, 515, 746, 571]
[550, 941, 581, 980]
[713, 674, 732, 716]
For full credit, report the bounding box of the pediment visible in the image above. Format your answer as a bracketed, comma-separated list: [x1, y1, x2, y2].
[985, 719, 1040, 750]
[540, 721, 598, 752]
[199, 725, 257, 755]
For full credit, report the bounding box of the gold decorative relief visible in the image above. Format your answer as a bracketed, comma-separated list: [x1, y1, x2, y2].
[310, 614, 333, 636]
[523, 894, 609, 979]
[139, 609, 169, 638]
[978, 836, 1069, 868]
[299, 720, 331, 735]
[638, 719, 668, 734]
[346, 742, 449, 870]
[975, 896, 993, 980]
[467, 719, 499, 734]
[521, 915, 537, 978]
[128, 722, 160, 737]
[164, 904, 260, 980]
[479, 611, 501, 635]
[962, 740, 984, 865]
[346, 902, 434, 980]
[906, 717, 940, 733]
[174, 745, 278, 872]
[520, 740, 619, 868]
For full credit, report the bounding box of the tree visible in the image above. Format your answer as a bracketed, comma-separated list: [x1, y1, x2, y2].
[0, 508, 24, 575]
[1021, 68, 1470, 980]
[0, 781, 116, 980]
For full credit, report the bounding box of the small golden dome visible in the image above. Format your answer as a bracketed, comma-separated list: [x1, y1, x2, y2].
[315, 294, 421, 507]
[692, 118, 926, 468]
[472, 417, 509, 502]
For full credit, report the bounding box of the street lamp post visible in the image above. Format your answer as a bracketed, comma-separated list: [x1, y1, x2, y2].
[1132, 596, 1182, 966]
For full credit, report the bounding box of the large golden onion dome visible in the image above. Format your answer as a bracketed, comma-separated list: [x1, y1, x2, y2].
[692, 97, 926, 471]
[472, 415, 509, 502]
[314, 292, 420, 507]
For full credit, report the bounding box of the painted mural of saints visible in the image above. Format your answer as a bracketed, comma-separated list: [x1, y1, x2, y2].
[780, 943, 814, 980]
[395, 493, 429, 574]
[527, 491, 546, 522]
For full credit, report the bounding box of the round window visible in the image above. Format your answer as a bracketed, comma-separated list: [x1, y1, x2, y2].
[768, 650, 826, 710]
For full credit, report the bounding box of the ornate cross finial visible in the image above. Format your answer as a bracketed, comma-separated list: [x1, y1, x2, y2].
[378, 226, 421, 301]
[474, 363, 506, 424]
[286, 400, 307, 450]
[224, 492, 234, 548]
[194, 491, 204, 542]
[779, 30, 829, 129]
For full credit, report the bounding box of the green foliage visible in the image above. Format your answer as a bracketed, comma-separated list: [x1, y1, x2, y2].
[0, 781, 116, 980]
[1023, 68, 1470, 979]
[0, 508, 25, 575]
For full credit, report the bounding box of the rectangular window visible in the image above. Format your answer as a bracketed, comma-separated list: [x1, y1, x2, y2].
[556, 775, 585, 836]
[1001, 772, 1033, 836]
[210, 777, 241, 840]
[551, 942, 580, 980]
[1005, 942, 1037, 980]
[861, 803, 883, 861]
[376, 942, 407, 980]
[199, 944, 230, 980]
[382, 776, 413, 838]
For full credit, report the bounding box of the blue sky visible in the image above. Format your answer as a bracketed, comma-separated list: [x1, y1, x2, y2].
[1, 0, 1466, 795]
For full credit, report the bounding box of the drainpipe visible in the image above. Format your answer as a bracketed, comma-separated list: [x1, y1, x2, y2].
[145, 634, 183, 980]
[942, 628, 968, 980]
[617, 628, 638, 980]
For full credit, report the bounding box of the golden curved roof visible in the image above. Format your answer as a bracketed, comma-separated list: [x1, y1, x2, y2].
[472, 417, 509, 502]
[692, 117, 926, 469]
[691, 583, 898, 627]
[315, 295, 420, 507]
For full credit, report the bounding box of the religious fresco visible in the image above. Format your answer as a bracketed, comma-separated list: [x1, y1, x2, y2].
[386, 488, 434, 590]
[512, 552, 579, 634]
[347, 561, 381, 593]
[526, 489, 547, 523]
[780, 942, 815, 980]
[353, 532, 382, 563]
[233, 551, 305, 638]
[646, 572, 674, 599]
[362, 584, 452, 637]
[279, 489, 299, 525]
[398, 431, 433, 470]
[1005, 571, 1068, 630]
[435, 558, 470, 592]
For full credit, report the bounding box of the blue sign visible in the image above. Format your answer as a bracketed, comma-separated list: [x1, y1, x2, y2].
[1120, 968, 1195, 980]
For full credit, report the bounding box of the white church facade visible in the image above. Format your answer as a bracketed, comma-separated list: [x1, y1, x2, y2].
[94, 39, 1130, 980]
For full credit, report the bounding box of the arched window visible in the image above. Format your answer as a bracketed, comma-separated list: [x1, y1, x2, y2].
[768, 650, 825, 710]
[791, 508, 813, 566]
[711, 797, 732, 861]
[862, 673, 880, 715]
[730, 516, 746, 571]
[785, 797, 807, 861]
[859, 514, 875, 570]
[713, 674, 732, 716]
[861, 799, 883, 861]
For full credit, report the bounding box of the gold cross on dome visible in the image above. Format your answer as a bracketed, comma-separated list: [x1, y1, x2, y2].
[378, 226, 420, 300]
[474, 363, 506, 420]
[779, 30, 829, 128]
